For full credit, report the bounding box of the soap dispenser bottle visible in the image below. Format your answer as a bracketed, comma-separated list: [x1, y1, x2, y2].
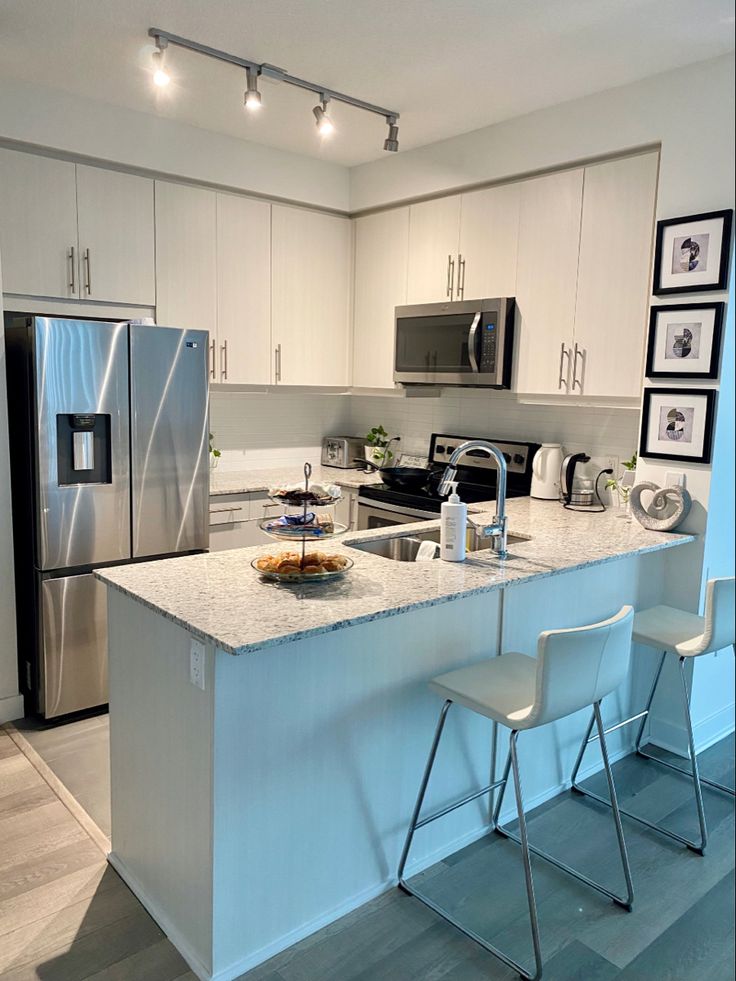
[440, 482, 467, 562]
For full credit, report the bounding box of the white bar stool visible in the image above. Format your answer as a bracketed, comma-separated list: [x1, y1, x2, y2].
[572, 577, 735, 855]
[398, 606, 635, 981]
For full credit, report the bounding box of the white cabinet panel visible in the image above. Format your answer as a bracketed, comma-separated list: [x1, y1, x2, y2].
[458, 183, 520, 300]
[406, 196, 461, 303]
[216, 194, 272, 385]
[76, 165, 155, 305]
[335, 488, 358, 530]
[574, 153, 658, 398]
[271, 206, 351, 387]
[352, 208, 409, 389]
[155, 182, 217, 339]
[515, 169, 584, 395]
[0, 149, 78, 298]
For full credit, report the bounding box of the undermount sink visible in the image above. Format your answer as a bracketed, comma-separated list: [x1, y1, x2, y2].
[347, 526, 531, 562]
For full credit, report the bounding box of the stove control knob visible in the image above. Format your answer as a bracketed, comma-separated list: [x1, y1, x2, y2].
[502, 452, 511, 463]
[513, 453, 525, 465]
[435, 444, 445, 454]
[446, 445, 455, 454]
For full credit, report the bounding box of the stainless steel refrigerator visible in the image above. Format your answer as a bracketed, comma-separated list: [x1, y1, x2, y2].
[4, 316, 209, 719]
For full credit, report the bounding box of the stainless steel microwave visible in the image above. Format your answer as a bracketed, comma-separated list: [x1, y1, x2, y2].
[394, 297, 515, 388]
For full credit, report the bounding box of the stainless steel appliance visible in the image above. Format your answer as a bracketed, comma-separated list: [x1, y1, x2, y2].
[4, 316, 209, 718]
[559, 452, 592, 506]
[357, 433, 539, 531]
[394, 298, 515, 388]
[321, 436, 365, 469]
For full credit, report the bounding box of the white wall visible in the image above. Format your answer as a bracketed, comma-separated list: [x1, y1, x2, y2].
[0, 77, 350, 212]
[0, 259, 23, 723]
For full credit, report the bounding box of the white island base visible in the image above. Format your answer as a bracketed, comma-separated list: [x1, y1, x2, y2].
[105, 548, 684, 981]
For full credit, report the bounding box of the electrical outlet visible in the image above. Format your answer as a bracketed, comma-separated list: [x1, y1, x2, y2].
[665, 471, 686, 487]
[606, 456, 620, 476]
[190, 639, 206, 690]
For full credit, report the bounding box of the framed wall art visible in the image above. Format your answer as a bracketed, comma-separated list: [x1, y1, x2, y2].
[645, 302, 724, 379]
[652, 209, 733, 295]
[639, 388, 716, 464]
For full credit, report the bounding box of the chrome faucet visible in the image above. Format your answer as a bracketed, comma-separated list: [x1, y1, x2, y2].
[438, 439, 509, 559]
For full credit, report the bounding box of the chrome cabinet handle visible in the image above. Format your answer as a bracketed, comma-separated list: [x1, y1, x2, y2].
[458, 254, 466, 299]
[572, 343, 585, 391]
[68, 246, 76, 294]
[220, 339, 228, 381]
[275, 343, 282, 382]
[558, 342, 571, 390]
[446, 254, 455, 299]
[83, 248, 91, 295]
[209, 338, 216, 380]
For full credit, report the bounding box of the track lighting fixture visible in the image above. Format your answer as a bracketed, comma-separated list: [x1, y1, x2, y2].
[384, 116, 399, 152]
[244, 66, 262, 111]
[313, 98, 335, 136]
[147, 28, 400, 152]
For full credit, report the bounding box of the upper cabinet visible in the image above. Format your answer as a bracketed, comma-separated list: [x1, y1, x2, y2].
[271, 206, 351, 387]
[457, 184, 520, 300]
[154, 181, 217, 340]
[573, 153, 659, 399]
[0, 149, 154, 304]
[352, 207, 409, 389]
[515, 168, 585, 396]
[76, 165, 155, 305]
[406, 197, 461, 303]
[216, 194, 272, 386]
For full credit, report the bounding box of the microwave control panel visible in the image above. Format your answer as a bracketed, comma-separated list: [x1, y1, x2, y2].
[479, 321, 498, 371]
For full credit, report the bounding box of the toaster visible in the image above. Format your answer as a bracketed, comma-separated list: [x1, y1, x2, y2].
[321, 436, 365, 469]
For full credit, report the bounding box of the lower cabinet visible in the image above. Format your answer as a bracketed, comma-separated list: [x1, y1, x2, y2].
[208, 493, 275, 551]
[335, 488, 359, 531]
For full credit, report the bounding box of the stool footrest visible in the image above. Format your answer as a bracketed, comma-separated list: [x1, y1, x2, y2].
[587, 710, 648, 743]
[637, 746, 735, 797]
[415, 779, 505, 830]
[495, 822, 632, 909]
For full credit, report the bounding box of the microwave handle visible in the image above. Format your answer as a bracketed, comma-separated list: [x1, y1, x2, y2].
[467, 312, 481, 373]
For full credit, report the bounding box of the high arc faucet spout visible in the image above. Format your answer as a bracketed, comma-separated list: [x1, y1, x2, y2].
[438, 439, 509, 559]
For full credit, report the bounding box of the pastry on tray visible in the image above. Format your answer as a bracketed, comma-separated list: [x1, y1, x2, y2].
[268, 481, 341, 504]
[254, 549, 350, 576]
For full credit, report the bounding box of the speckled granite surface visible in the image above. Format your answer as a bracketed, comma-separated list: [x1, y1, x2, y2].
[97, 498, 695, 656]
[210, 465, 381, 496]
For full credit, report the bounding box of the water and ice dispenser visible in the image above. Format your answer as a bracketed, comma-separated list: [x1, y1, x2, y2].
[56, 413, 112, 485]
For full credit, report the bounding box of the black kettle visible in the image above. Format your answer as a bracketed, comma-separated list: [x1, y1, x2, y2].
[559, 452, 590, 505]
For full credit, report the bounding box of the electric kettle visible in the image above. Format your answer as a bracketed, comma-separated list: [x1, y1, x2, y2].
[559, 452, 592, 506]
[530, 444, 564, 500]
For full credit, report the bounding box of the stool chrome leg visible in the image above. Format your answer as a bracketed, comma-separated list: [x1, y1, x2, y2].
[509, 731, 544, 981]
[499, 703, 634, 910]
[679, 656, 708, 854]
[634, 650, 667, 753]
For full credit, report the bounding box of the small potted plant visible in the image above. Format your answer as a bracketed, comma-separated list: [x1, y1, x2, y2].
[364, 426, 397, 468]
[606, 452, 637, 519]
[209, 432, 222, 470]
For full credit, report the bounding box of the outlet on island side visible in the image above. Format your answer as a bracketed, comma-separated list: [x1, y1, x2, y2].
[190, 639, 206, 690]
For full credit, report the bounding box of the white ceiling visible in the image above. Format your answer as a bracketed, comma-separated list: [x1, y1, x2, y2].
[0, 0, 733, 167]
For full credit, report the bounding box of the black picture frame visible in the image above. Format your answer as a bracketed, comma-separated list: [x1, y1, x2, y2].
[639, 387, 717, 464]
[645, 302, 725, 379]
[652, 209, 733, 296]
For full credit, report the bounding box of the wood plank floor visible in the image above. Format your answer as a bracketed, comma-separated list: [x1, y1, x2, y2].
[0, 723, 733, 980]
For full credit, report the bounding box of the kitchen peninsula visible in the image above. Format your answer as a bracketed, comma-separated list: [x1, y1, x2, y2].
[97, 499, 694, 981]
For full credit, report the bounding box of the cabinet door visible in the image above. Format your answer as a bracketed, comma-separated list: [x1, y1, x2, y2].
[573, 153, 658, 398]
[458, 183, 520, 300]
[515, 169, 584, 395]
[76, 165, 155, 305]
[406, 196, 461, 303]
[217, 194, 272, 385]
[155, 182, 217, 344]
[0, 148, 78, 298]
[271, 206, 351, 386]
[352, 208, 409, 389]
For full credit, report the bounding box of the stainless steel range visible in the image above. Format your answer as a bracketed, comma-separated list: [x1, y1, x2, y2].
[357, 433, 540, 530]
[4, 316, 209, 719]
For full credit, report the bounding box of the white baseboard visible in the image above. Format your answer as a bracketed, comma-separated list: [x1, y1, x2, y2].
[647, 704, 734, 758]
[0, 693, 24, 725]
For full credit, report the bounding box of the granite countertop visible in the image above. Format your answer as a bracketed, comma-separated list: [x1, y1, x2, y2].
[210, 465, 382, 496]
[97, 498, 695, 657]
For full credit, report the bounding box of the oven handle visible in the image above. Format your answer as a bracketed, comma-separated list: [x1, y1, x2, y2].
[467, 311, 482, 373]
[356, 497, 439, 521]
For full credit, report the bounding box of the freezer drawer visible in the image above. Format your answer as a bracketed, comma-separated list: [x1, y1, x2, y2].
[40, 573, 108, 718]
[130, 325, 209, 557]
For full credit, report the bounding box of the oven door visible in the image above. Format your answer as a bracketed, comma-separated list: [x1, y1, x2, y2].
[394, 299, 512, 387]
[356, 498, 438, 531]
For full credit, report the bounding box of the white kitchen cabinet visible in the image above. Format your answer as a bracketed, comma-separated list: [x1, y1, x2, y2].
[0, 148, 78, 298]
[209, 492, 275, 551]
[573, 153, 658, 398]
[458, 183, 520, 300]
[406, 196, 461, 303]
[76, 165, 155, 305]
[514, 168, 584, 395]
[155, 181, 217, 341]
[271, 206, 351, 387]
[352, 207, 409, 389]
[335, 487, 359, 530]
[216, 194, 272, 385]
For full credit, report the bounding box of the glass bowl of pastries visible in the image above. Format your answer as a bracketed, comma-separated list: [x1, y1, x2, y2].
[251, 549, 354, 583]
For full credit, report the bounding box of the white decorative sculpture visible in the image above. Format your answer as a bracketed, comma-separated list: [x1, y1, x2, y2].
[630, 481, 692, 531]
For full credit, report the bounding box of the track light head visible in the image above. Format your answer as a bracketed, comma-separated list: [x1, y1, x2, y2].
[313, 99, 335, 137]
[152, 45, 170, 87]
[384, 117, 399, 152]
[244, 66, 262, 111]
